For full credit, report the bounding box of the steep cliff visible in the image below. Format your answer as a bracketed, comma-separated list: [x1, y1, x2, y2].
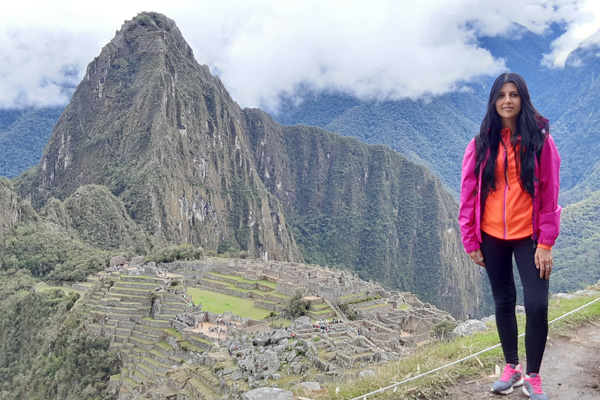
[0, 178, 37, 242]
[244, 109, 482, 317]
[17, 12, 300, 262]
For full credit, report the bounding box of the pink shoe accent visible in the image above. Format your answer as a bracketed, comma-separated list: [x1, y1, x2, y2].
[524, 373, 544, 394]
[500, 363, 522, 382]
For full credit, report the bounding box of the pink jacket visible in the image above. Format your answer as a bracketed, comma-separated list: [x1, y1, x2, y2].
[459, 126, 561, 253]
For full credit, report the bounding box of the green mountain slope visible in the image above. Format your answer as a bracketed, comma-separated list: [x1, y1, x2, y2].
[245, 109, 484, 317]
[0, 108, 63, 178]
[552, 190, 600, 293]
[0, 271, 118, 399]
[321, 93, 483, 197]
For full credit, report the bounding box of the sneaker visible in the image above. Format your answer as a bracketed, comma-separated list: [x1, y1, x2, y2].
[522, 373, 549, 400]
[491, 363, 523, 394]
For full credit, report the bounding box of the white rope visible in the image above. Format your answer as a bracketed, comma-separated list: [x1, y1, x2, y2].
[349, 295, 600, 400]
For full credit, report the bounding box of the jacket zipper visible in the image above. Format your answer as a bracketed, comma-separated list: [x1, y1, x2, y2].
[501, 139, 509, 239]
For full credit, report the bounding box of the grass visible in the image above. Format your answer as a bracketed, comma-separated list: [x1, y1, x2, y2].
[36, 282, 84, 295]
[186, 287, 273, 320]
[310, 308, 336, 315]
[354, 303, 389, 310]
[208, 272, 278, 289]
[156, 341, 172, 351]
[266, 291, 292, 299]
[163, 328, 182, 340]
[201, 278, 268, 296]
[338, 292, 366, 301]
[313, 286, 600, 400]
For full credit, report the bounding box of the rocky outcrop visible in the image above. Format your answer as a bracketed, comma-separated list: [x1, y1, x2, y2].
[0, 178, 36, 241]
[452, 319, 488, 338]
[18, 12, 300, 262]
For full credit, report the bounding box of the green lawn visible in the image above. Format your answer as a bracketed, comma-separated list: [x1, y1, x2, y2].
[186, 287, 272, 320]
[36, 282, 84, 295]
[207, 272, 278, 289]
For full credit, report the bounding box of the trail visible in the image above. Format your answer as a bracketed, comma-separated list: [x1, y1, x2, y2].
[446, 320, 600, 400]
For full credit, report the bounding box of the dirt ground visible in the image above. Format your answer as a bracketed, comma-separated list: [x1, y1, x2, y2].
[445, 320, 600, 400]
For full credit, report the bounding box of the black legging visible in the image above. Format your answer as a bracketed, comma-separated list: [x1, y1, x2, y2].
[480, 231, 549, 375]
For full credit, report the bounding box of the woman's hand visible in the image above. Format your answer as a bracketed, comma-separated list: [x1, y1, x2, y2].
[535, 247, 553, 280]
[468, 249, 485, 267]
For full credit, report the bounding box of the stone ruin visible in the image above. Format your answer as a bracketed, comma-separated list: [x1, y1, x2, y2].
[72, 256, 455, 399]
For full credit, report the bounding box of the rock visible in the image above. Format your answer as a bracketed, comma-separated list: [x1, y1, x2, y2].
[290, 360, 303, 375]
[453, 319, 488, 337]
[299, 381, 321, 391]
[222, 367, 233, 375]
[574, 290, 598, 297]
[481, 315, 495, 323]
[357, 369, 376, 379]
[272, 373, 282, 381]
[291, 316, 313, 331]
[270, 329, 291, 344]
[203, 356, 216, 367]
[238, 358, 255, 373]
[552, 293, 575, 300]
[254, 350, 280, 373]
[253, 331, 272, 347]
[272, 344, 286, 355]
[285, 350, 297, 363]
[241, 387, 294, 400]
[294, 340, 309, 355]
[231, 371, 244, 381]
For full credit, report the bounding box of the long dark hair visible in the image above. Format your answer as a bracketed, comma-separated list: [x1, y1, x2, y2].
[475, 72, 547, 199]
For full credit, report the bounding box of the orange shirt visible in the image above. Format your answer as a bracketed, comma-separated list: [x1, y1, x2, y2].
[481, 128, 534, 240]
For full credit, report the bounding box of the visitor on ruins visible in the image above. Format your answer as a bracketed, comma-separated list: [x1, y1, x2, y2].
[459, 72, 561, 400]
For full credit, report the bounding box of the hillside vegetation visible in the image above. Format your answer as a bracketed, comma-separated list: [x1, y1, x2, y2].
[0, 108, 62, 178]
[0, 271, 119, 400]
[552, 191, 600, 292]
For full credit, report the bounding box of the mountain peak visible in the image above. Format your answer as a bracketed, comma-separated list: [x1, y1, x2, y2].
[109, 12, 194, 59]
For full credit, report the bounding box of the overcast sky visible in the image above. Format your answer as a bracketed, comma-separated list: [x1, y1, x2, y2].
[1, 0, 599, 112]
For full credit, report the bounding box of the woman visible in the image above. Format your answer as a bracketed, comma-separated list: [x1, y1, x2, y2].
[459, 72, 561, 400]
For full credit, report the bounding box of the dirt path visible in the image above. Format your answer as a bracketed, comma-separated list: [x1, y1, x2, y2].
[446, 320, 600, 399]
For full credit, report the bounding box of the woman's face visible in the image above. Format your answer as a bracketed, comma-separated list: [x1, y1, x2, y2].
[495, 82, 522, 127]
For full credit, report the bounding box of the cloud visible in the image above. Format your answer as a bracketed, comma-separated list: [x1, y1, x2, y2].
[0, 0, 599, 110]
[542, 0, 600, 67]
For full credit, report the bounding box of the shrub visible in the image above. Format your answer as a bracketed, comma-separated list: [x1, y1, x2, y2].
[144, 244, 204, 263]
[282, 291, 311, 319]
[431, 320, 457, 342]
